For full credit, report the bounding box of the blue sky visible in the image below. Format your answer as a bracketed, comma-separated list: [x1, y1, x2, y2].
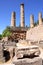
[0, 0, 43, 34]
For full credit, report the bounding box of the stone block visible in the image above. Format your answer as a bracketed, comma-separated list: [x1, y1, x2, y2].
[13, 57, 42, 65]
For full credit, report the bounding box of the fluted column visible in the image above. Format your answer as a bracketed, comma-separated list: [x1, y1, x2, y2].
[30, 15, 34, 28]
[11, 12, 16, 27]
[20, 4, 25, 27]
[39, 12, 42, 25]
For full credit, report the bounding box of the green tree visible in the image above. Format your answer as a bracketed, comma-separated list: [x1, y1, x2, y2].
[0, 34, 2, 40]
[2, 26, 12, 37]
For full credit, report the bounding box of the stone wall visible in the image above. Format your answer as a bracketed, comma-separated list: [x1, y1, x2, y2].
[12, 31, 26, 40]
[26, 25, 43, 41]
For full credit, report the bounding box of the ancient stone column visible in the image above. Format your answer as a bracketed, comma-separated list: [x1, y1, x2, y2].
[39, 12, 42, 25]
[11, 12, 16, 27]
[30, 15, 34, 28]
[20, 4, 25, 27]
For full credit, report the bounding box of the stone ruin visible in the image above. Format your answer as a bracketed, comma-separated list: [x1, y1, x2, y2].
[0, 3, 43, 65]
[12, 40, 42, 65]
[0, 40, 42, 65]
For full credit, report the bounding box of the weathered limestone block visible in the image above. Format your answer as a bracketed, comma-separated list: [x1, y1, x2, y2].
[26, 25, 43, 41]
[15, 39, 40, 59]
[13, 57, 42, 65]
